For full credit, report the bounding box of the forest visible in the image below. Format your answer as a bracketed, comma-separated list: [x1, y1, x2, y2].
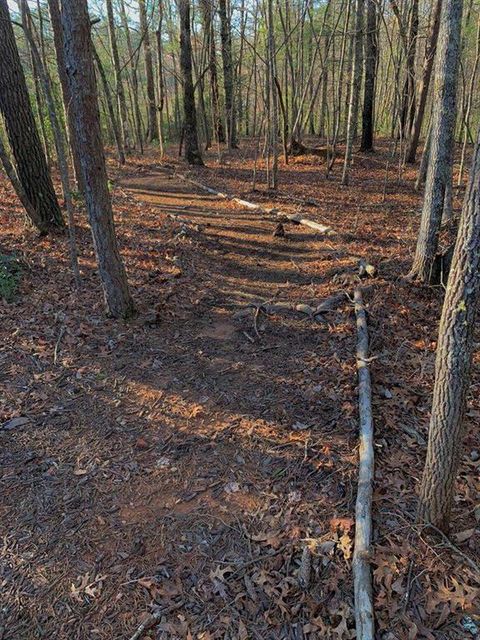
[0, 0, 480, 637]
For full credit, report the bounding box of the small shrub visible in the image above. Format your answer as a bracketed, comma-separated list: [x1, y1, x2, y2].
[0, 253, 22, 302]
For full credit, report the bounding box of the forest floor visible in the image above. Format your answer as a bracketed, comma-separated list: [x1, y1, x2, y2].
[0, 140, 479, 640]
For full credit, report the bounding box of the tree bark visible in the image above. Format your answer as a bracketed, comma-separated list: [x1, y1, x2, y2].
[0, 0, 63, 233]
[60, 0, 134, 318]
[341, 0, 364, 185]
[408, 0, 463, 282]
[219, 0, 238, 148]
[46, 0, 84, 193]
[418, 125, 480, 531]
[178, 0, 203, 165]
[360, 0, 378, 152]
[138, 0, 158, 142]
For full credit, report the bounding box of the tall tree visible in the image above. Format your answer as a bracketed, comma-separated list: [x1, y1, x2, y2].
[418, 126, 480, 530]
[139, 0, 159, 142]
[406, 0, 442, 163]
[0, 0, 63, 233]
[341, 0, 364, 185]
[360, 0, 378, 152]
[46, 0, 84, 193]
[199, 0, 225, 144]
[408, 0, 463, 282]
[105, 0, 129, 159]
[178, 0, 204, 165]
[219, 0, 238, 148]
[60, 0, 134, 318]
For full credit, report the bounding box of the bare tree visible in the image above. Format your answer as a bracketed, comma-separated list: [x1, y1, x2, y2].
[408, 0, 463, 283]
[178, 0, 204, 165]
[60, 0, 134, 317]
[341, 0, 364, 185]
[360, 0, 378, 152]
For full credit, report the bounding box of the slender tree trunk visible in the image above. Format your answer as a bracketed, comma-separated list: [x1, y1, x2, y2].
[138, 0, 158, 142]
[360, 0, 378, 151]
[119, 0, 144, 153]
[92, 46, 126, 166]
[60, 0, 134, 318]
[341, 0, 364, 185]
[105, 0, 129, 156]
[178, 0, 204, 165]
[406, 0, 442, 164]
[0, 0, 63, 233]
[199, 0, 224, 143]
[46, 0, 84, 193]
[267, 0, 278, 189]
[400, 0, 419, 139]
[219, 0, 238, 148]
[19, 0, 81, 287]
[418, 125, 480, 531]
[409, 0, 463, 282]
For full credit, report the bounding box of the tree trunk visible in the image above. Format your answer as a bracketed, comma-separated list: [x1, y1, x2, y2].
[418, 125, 480, 531]
[406, 0, 442, 164]
[46, 0, 84, 193]
[400, 0, 419, 139]
[219, 0, 237, 148]
[408, 0, 463, 282]
[178, 0, 204, 165]
[119, 0, 144, 153]
[60, 0, 134, 318]
[199, 0, 224, 143]
[92, 45, 126, 166]
[105, 0, 129, 156]
[341, 0, 364, 185]
[0, 0, 63, 233]
[19, 0, 81, 288]
[138, 0, 159, 142]
[360, 0, 378, 152]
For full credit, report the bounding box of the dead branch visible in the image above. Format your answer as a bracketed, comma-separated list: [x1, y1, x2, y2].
[175, 172, 334, 236]
[353, 287, 375, 640]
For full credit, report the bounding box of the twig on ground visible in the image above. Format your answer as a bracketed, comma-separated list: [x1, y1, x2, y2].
[128, 600, 185, 640]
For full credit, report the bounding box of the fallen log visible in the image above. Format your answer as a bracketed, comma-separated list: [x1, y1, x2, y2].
[175, 171, 334, 236]
[353, 288, 375, 640]
[233, 293, 346, 320]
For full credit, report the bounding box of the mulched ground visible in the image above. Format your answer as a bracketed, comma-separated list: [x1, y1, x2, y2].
[0, 140, 479, 639]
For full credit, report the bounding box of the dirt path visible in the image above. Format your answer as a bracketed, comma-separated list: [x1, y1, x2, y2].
[0, 169, 359, 639]
[2, 154, 479, 638]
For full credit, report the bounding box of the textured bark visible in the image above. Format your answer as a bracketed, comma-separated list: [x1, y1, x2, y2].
[178, 0, 203, 165]
[360, 0, 378, 152]
[219, 0, 237, 148]
[409, 0, 463, 282]
[418, 126, 480, 531]
[406, 0, 442, 164]
[47, 0, 84, 193]
[138, 0, 159, 142]
[0, 0, 63, 233]
[341, 0, 364, 185]
[60, 0, 134, 318]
